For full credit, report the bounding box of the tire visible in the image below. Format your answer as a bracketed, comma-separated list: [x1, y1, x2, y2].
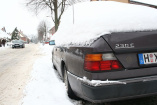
[64, 66, 79, 100]
[53, 64, 57, 70]
[23, 45, 25, 48]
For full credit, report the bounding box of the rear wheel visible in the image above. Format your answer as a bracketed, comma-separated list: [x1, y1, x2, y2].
[64, 65, 79, 100]
[53, 64, 56, 70]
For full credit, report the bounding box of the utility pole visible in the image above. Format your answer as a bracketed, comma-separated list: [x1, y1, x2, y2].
[73, 4, 74, 24]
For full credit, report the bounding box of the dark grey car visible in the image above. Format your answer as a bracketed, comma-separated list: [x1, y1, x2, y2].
[51, 30, 157, 103]
[12, 40, 25, 48]
[50, 1, 157, 103]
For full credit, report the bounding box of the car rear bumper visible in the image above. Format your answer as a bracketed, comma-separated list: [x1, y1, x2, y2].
[81, 79, 157, 102]
[12, 45, 23, 48]
[68, 72, 157, 103]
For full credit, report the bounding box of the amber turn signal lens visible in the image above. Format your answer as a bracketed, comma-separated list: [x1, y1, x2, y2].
[85, 54, 102, 61]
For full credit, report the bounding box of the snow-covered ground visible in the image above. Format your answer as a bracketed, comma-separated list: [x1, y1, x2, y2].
[0, 46, 10, 51]
[21, 44, 84, 105]
[0, 44, 29, 51]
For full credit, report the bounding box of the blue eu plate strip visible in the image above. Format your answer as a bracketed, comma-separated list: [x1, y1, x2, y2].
[138, 54, 144, 65]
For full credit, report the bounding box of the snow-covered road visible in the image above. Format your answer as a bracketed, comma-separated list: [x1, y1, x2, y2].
[0, 44, 41, 105]
[0, 44, 99, 105]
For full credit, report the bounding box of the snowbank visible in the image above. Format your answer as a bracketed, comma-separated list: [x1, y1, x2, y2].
[22, 44, 79, 105]
[52, 1, 157, 46]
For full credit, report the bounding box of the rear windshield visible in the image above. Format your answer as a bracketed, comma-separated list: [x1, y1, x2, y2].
[12, 40, 23, 43]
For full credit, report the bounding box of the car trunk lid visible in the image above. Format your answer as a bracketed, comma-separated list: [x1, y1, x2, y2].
[102, 30, 157, 70]
[86, 31, 157, 80]
[102, 30, 157, 53]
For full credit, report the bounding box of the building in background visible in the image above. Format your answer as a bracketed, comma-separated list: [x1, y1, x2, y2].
[0, 27, 11, 41]
[90, 0, 129, 3]
[90, 0, 157, 8]
[130, 0, 157, 8]
[18, 30, 30, 43]
[11, 28, 30, 43]
[48, 26, 56, 40]
[1, 27, 6, 32]
[49, 26, 55, 36]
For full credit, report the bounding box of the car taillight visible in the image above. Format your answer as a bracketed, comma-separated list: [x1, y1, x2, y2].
[84, 53, 123, 71]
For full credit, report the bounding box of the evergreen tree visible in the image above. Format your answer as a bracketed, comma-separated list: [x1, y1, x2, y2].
[11, 27, 19, 40]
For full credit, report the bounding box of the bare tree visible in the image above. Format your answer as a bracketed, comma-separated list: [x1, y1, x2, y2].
[37, 20, 49, 42]
[26, 0, 89, 32]
[67, 0, 89, 5]
[26, 0, 66, 32]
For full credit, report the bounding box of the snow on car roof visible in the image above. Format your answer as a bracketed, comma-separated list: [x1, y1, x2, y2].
[52, 1, 157, 46]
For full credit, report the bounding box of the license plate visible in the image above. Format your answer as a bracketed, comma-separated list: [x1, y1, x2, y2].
[138, 53, 157, 65]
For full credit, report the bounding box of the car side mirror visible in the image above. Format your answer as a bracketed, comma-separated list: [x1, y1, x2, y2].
[49, 40, 55, 45]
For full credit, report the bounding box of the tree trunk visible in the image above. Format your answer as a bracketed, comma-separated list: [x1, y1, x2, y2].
[54, 0, 59, 32]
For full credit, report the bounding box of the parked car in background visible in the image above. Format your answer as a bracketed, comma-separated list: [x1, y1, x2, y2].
[49, 40, 55, 45]
[45, 41, 49, 44]
[50, 1, 157, 103]
[12, 40, 25, 48]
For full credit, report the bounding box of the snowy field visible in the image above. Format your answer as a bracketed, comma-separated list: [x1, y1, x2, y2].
[21, 44, 86, 105]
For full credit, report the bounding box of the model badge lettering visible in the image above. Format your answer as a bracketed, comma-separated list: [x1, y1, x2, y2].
[115, 43, 134, 49]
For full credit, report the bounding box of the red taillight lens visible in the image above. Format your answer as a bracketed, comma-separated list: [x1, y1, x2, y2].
[84, 54, 123, 71]
[100, 61, 112, 70]
[111, 60, 122, 69]
[84, 61, 100, 71]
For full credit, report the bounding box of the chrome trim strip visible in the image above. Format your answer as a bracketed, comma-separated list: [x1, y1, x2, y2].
[68, 71, 157, 87]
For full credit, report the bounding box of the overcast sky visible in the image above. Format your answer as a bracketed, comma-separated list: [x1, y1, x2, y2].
[0, 0, 53, 37]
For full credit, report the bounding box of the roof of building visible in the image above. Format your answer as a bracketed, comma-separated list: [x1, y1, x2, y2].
[0, 30, 11, 39]
[130, 0, 157, 7]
